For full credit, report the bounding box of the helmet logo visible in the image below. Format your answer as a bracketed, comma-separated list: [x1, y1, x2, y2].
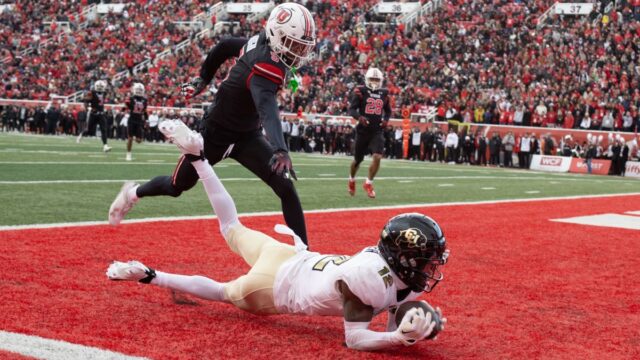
[396, 228, 424, 248]
[270, 51, 280, 63]
[275, 8, 292, 24]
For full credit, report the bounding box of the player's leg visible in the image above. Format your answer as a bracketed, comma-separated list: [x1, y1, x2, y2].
[137, 155, 199, 198]
[349, 132, 369, 196]
[96, 113, 111, 152]
[107, 260, 228, 303]
[189, 156, 296, 314]
[362, 132, 383, 198]
[108, 156, 199, 225]
[126, 134, 133, 161]
[230, 135, 308, 246]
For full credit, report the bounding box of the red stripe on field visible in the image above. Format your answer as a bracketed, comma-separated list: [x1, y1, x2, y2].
[1, 195, 639, 359]
[0, 351, 35, 359]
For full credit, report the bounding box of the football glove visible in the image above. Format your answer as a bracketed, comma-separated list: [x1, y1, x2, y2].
[358, 116, 369, 126]
[180, 77, 206, 99]
[269, 150, 297, 180]
[393, 307, 436, 346]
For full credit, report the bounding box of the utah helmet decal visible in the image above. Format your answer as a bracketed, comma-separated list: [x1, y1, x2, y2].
[276, 7, 293, 24]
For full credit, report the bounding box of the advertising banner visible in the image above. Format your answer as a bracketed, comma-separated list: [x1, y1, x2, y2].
[625, 161, 640, 179]
[530, 155, 571, 173]
[569, 158, 612, 175]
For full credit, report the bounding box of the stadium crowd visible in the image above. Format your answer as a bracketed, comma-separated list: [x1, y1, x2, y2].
[1, 1, 639, 132]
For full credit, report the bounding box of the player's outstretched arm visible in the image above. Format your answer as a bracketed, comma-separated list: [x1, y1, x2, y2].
[339, 281, 436, 351]
[199, 37, 247, 85]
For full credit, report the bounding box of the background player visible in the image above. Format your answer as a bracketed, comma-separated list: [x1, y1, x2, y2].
[125, 83, 148, 161]
[108, 3, 316, 245]
[348, 67, 391, 198]
[77, 80, 112, 152]
[107, 123, 449, 351]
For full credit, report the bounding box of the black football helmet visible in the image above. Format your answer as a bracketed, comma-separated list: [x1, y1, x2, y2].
[378, 213, 449, 293]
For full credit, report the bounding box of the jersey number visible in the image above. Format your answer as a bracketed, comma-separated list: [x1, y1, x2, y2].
[365, 98, 384, 115]
[378, 266, 393, 288]
[312, 255, 351, 271]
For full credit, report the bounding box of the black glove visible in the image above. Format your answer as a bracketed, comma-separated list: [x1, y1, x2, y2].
[180, 77, 206, 99]
[269, 150, 297, 180]
[358, 116, 369, 126]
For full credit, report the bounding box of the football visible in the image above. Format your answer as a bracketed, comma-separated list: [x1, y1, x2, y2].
[394, 300, 443, 340]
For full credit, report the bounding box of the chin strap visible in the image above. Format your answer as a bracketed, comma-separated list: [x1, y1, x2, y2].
[274, 224, 307, 252]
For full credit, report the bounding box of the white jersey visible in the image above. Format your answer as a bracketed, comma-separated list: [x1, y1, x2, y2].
[273, 246, 420, 316]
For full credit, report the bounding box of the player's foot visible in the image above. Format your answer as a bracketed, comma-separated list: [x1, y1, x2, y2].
[363, 182, 376, 198]
[348, 179, 356, 196]
[106, 260, 156, 283]
[109, 181, 138, 225]
[103, 144, 112, 152]
[159, 120, 203, 155]
[76, 133, 82, 143]
[126, 153, 132, 161]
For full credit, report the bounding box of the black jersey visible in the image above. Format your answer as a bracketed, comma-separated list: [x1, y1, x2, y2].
[127, 96, 148, 122]
[202, 31, 289, 151]
[86, 90, 106, 113]
[348, 86, 391, 133]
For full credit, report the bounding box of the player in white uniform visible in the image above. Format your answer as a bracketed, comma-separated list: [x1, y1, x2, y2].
[107, 121, 450, 351]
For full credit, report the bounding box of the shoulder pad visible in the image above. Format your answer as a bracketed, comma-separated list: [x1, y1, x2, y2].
[253, 62, 286, 85]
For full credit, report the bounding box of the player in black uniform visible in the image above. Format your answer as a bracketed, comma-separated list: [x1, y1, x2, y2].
[125, 83, 148, 161]
[348, 67, 391, 198]
[108, 3, 316, 246]
[77, 80, 112, 152]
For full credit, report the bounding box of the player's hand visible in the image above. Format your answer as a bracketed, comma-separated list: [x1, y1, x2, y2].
[269, 150, 297, 180]
[393, 307, 436, 346]
[381, 120, 389, 128]
[358, 116, 369, 126]
[180, 77, 205, 99]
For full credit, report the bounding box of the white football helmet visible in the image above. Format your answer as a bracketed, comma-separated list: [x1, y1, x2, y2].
[131, 83, 145, 97]
[265, 3, 316, 68]
[365, 68, 384, 91]
[93, 80, 107, 92]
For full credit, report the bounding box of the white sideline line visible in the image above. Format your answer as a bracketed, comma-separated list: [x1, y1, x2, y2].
[1, 192, 639, 232]
[0, 331, 149, 360]
[0, 175, 635, 185]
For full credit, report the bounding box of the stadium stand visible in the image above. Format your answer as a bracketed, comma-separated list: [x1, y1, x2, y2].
[0, 0, 639, 168]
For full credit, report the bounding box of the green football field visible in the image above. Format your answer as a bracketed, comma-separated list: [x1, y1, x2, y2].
[1, 132, 639, 227]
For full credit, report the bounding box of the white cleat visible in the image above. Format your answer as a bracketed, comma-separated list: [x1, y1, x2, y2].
[106, 260, 155, 283]
[76, 133, 83, 143]
[125, 153, 132, 161]
[158, 120, 203, 155]
[103, 144, 112, 152]
[108, 181, 138, 225]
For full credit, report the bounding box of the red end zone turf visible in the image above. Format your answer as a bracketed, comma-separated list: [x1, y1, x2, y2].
[1, 195, 639, 359]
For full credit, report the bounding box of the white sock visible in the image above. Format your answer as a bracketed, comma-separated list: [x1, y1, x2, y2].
[151, 271, 227, 302]
[191, 160, 240, 236]
[127, 185, 139, 202]
[349, 175, 354, 181]
[366, 178, 373, 184]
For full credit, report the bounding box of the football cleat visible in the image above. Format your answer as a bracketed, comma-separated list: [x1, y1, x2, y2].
[363, 182, 376, 198]
[103, 144, 112, 152]
[76, 133, 83, 144]
[125, 153, 132, 161]
[158, 120, 203, 156]
[348, 179, 356, 196]
[108, 181, 138, 225]
[106, 260, 156, 284]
